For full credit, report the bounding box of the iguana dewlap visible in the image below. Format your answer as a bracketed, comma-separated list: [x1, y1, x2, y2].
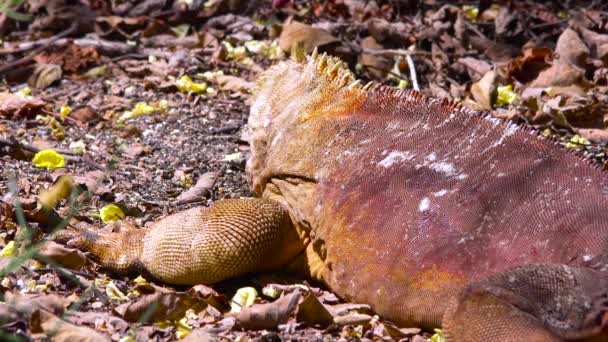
[56, 52, 608, 341]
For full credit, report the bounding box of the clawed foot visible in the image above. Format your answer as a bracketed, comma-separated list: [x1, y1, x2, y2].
[53, 222, 146, 276]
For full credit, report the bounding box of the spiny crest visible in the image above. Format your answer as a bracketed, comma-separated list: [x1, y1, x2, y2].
[307, 49, 363, 92]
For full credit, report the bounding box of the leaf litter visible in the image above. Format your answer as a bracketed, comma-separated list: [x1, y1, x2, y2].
[1, 0, 608, 341]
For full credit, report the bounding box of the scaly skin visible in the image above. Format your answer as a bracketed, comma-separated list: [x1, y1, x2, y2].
[57, 52, 608, 341]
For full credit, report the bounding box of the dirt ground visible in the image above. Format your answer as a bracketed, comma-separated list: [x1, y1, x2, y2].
[1, 0, 608, 341]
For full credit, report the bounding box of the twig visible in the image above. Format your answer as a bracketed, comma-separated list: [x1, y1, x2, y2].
[406, 46, 420, 91]
[0, 23, 78, 76]
[0, 138, 81, 161]
[40, 108, 85, 128]
[362, 48, 433, 57]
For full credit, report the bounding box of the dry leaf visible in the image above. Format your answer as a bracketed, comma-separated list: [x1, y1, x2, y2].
[28, 64, 62, 89]
[295, 289, 334, 326]
[279, 20, 339, 54]
[470, 70, 497, 110]
[73, 170, 110, 196]
[215, 75, 254, 93]
[359, 36, 390, 79]
[176, 172, 216, 205]
[0, 92, 46, 116]
[457, 57, 491, 79]
[37, 241, 87, 270]
[34, 42, 100, 74]
[555, 28, 589, 68]
[507, 48, 553, 84]
[577, 128, 608, 143]
[38, 175, 74, 210]
[235, 289, 302, 330]
[114, 283, 228, 323]
[70, 106, 100, 124]
[31, 309, 110, 342]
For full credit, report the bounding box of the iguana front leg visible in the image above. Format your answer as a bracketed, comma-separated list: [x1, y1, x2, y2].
[55, 199, 304, 285]
[442, 264, 608, 341]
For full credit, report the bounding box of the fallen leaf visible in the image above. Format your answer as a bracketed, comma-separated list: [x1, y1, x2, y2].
[38, 175, 74, 210]
[507, 48, 553, 84]
[530, 59, 585, 88]
[554, 28, 589, 68]
[279, 20, 339, 54]
[215, 75, 254, 93]
[4, 292, 69, 317]
[28, 64, 62, 89]
[577, 128, 608, 143]
[31, 309, 110, 342]
[235, 289, 302, 330]
[73, 170, 110, 196]
[295, 289, 334, 326]
[457, 57, 491, 79]
[470, 70, 497, 110]
[496, 84, 519, 107]
[0, 92, 46, 116]
[70, 106, 100, 124]
[176, 75, 208, 94]
[0, 241, 15, 257]
[175, 172, 216, 205]
[106, 281, 129, 301]
[360, 36, 391, 79]
[37, 241, 87, 270]
[32, 149, 66, 170]
[115, 283, 228, 323]
[231, 287, 258, 313]
[99, 204, 125, 224]
[333, 313, 372, 326]
[34, 42, 100, 74]
[181, 330, 221, 342]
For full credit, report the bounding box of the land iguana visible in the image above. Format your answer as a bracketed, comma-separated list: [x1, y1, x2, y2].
[56, 51, 608, 341]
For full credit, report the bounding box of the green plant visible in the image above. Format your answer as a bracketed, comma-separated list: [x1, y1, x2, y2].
[0, 0, 31, 22]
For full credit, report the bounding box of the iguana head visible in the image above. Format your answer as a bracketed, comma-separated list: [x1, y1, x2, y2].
[247, 51, 365, 193]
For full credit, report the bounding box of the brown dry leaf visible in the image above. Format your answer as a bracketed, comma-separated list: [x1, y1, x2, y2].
[372, 320, 420, 339]
[70, 106, 100, 124]
[124, 143, 145, 159]
[577, 26, 608, 62]
[114, 283, 227, 323]
[73, 170, 110, 196]
[0, 92, 46, 116]
[215, 75, 255, 93]
[577, 128, 608, 143]
[181, 330, 220, 342]
[470, 70, 497, 110]
[188, 284, 230, 312]
[37, 241, 87, 270]
[544, 95, 606, 128]
[555, 28, 589, 68]
[457, 57, 492, 79]
[326, 303, 374, 317]
[279, 20, 340, 54]
[367, 18, 410, 45]
[506, 47, 553, 84]
[34, 42, 100, 74]
[529, 60, 584, 88]
[333, 313, 372, 326]
[0, 293, 104, 341]
[67, 311, 130, 336]
[295, 289, 334, 326]
[28, 63, 63, 89]
[235, 289, 302, 330]
[31, 309, 110, 342]
[176, 172, 217, 205]
[359, 36, 391, 79]
[95, 16, 148, 37]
